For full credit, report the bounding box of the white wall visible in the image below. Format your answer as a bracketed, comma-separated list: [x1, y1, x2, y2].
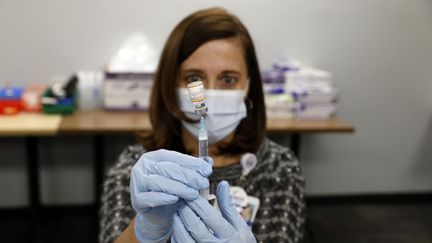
[1, 0, 432, 206]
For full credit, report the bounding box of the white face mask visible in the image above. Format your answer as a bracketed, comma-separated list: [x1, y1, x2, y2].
[178, 88, 247, 144]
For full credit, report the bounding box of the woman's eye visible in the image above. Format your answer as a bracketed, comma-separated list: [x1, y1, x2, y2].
[186, 74, 202, 83]
[221, 76, 238, 85]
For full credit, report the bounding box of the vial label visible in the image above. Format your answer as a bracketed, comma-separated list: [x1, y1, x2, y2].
[187, 81, 208, 113]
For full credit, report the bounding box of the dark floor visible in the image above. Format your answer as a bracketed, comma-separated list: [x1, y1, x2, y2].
[0, 206, 98, 243]
[1, 199, 432, 243]
[305, 202, 432, 243]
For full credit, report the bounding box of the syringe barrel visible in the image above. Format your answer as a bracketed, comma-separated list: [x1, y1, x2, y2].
[198, 138, 208, 159]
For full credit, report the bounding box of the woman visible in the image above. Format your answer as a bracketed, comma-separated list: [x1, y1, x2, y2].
[99, 7, 305, 243]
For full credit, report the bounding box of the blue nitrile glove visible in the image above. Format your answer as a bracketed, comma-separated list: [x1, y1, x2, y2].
[130, 149, 212, 243]
[171, 180, 257, 243]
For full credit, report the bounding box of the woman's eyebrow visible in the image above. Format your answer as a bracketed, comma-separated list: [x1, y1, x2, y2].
[220, 70, 242, 75]
[181, 69, 204, 74]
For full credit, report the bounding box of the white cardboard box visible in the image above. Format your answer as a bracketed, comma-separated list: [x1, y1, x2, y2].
[103, 72, 153, 110]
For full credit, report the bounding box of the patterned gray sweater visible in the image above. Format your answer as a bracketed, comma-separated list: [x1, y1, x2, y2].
[99, 138, 306, 243]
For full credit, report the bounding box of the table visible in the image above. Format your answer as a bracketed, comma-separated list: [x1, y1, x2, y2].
[59, 110, 354, 134]
[60, 111, 354, 160]
[59, 111, 153, 207]
[267, 117, 354, 155]
[0, 113, 63, 235]
[0, 111, 354, 212]
[60, 110, 150, 134]
[0, 114, 62, 215]
[59, 111, 354, 207]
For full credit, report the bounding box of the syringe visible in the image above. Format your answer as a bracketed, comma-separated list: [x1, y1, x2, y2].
[198, 116, 211, 199]
[186, 80, 214, 201]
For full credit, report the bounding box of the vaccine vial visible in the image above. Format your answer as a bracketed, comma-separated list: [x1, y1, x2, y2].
[186, 81, 208, 114]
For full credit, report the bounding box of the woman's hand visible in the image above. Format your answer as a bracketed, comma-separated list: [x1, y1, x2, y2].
[130, 149, 212, 243]
[171, 181, 257, 243]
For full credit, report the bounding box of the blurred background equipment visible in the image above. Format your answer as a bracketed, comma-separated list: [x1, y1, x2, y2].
[262, 58, 339, 120]
[103, 32, 156, 111]
[77, 71, 104, 111]
[42, 75, 78, 115]
[21, 84, 47, 112]
[107, 32, 158, 73]
[0, 85, 24, 114]
[103, 72, 153, 111]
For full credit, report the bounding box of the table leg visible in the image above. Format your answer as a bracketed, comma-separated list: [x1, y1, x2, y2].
[291, 134, 316, 242]
[93, 135, 104, 210]
[291, 134, 301, 159]
[25, 136, 40, 213]
[25, 136, 40, 242]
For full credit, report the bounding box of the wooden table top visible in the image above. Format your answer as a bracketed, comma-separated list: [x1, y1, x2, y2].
[266, 116, 354, 133]
[0, 113, 62, 136]
[59, 110, 151, 134]
[59, 110, 354, 134]
[0, 110, 354, 136]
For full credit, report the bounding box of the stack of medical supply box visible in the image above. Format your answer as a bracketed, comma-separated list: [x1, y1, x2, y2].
[0, 86, 23, 114]
[103, 72, 153, 111]
[103, 33, 156, 111]
[262, 59, 339, 120]
[262, 68, 298, 118]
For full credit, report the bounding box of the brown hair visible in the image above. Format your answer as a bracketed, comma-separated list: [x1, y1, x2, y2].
[141, 7, 266, 154]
